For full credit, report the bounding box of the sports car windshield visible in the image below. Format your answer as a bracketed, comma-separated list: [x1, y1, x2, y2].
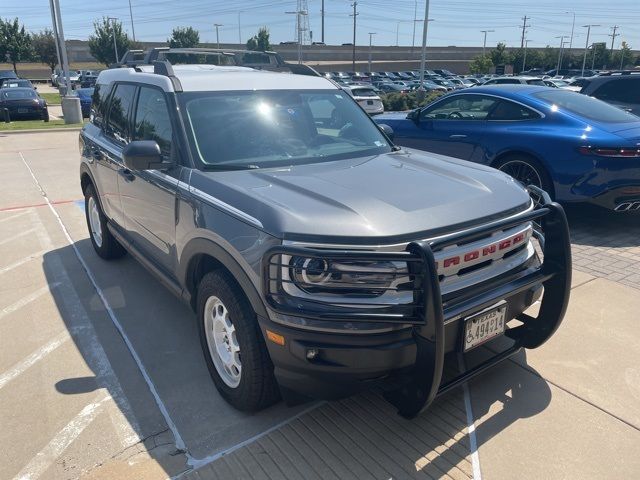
[180, 89, 391, 169]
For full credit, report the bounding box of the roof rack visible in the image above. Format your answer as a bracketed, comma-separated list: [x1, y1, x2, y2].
[113, 47, 320, 77]
[597, 70, 640, 76]
[152, 60, 182, 92]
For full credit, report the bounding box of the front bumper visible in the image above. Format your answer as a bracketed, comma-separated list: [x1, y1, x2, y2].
[261, 190, 572, 417]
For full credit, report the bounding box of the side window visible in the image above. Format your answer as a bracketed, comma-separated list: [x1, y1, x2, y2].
[90, 83, 110, 127]
[421, 95, 499, 120]
[488, 100, 541, 121]
[592, 79, 640, 103]
[496, 79, 519, 84]
[105, 83, 136, 145]
[133, 87, 173, 158]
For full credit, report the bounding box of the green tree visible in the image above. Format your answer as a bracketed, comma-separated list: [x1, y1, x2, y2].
[468, 54, 493, 74]
[611, 41, 633, 69]
[32, 29, 58, 73]
[246, 27, 271, 51]
[0, 18, 34, 72]
[490, 42, 511, 67]
[88, 17, 130, 66]
[168, 27, 200, 48]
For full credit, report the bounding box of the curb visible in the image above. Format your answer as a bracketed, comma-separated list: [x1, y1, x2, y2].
[0, 127, 83, 135]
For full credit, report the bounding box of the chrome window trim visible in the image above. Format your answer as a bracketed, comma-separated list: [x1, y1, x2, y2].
[422, 92, 546, 120]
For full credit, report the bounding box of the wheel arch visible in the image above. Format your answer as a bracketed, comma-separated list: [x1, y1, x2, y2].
[180, 238, 269, 319]
[490, 149, 556, 199]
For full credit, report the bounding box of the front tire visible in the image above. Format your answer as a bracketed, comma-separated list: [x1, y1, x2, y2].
[197, 270, 280, 412]
[84, 184, 126, 260]
[495, 154, 553, 198]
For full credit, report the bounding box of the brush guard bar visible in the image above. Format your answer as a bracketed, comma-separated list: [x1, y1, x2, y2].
[263, 188, 571, 417]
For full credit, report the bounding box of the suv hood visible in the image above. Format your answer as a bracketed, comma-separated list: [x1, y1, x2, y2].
[190, 149, 532, 243]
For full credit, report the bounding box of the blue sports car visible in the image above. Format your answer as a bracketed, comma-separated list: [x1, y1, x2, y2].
[375, 85, 640, 212]
[75, 87, 94, 118]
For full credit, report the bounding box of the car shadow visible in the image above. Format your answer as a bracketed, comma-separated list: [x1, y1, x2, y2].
[564, 203, 640, 248]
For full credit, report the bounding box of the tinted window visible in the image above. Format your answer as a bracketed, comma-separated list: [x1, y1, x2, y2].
[488, 100, 540, 120]
[592, 79, 640, 104]
[1, 89, 36, 99]
[105, 83, 136, 144]
[349, 88, 377, 97]
[133, 87, 173, 157]
[421, 95, 499, 120]
[496, 79, 520, 84]
[533, 89, 638, 123]
[180, 90, 390, 169]
[525, 79, 545, 86]
[91, 83, 111, 127]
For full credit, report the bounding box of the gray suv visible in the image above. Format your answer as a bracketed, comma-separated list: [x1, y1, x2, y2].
[79, 60, 571, 417]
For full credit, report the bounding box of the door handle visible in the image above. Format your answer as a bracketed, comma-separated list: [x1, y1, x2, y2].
[449, 134, 467, 138]
[118, 168, 135, 182]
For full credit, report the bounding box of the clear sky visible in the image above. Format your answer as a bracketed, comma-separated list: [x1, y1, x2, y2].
[5, 0, 640, 50]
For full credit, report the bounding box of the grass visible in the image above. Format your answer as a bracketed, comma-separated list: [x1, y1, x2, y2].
[40, 92, 62, 104]
[0, 119, 85, 131]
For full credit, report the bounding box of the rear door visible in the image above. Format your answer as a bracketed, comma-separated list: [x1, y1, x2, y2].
[399, 94, 498, 161]
[117, 85, 181, 274]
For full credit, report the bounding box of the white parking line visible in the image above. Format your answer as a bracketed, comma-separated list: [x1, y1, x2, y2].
[459, 354, 482, 480]
[0, 209, 31, 224]
[0, 283, 60, 322]
[0, 250, 48, 275]
[12, 392, 111, 480]
[0, 228, 36, 247]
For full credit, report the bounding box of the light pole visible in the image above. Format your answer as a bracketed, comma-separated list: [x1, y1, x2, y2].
[368, 32, 376, 73]
[238, 11, 242, 45]
[555, 35, 566, 72]
[411, 0, 417, 52]
[107, 17, 119, 64]
[566, 11, 575, 50]
[581, 24, 600, 76]
[522, 39, 531, 72]
[396, 22, 400, 47]
[418, 0, 432, 98]
[128, 0, 136, 42]
[481, 29, 494, 56]
[214, 24, 223, 49]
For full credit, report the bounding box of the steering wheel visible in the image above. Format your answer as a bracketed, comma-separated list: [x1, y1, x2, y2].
[338, 122, 357, 140]
[448, 111, 464, 119]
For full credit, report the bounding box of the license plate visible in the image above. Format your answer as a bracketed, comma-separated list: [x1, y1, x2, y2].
[18, 108, 28, 113]
[463, 304, 507, 351]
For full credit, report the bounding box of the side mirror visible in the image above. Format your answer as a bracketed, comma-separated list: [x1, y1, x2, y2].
[122, 141, 164, 171]
[406, 109, 420, 122]
[378, 123, 394, 141]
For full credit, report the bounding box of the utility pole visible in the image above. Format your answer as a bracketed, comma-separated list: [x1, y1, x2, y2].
[522, 39, 531, 72]
[581, 24, 599, 76]
[566, 11, 575, 50]
[555, 35, 566, 71]
[519, 15, 530, 49]
[128, 0, 136, 42]
[107, 17, 119, 63]
[418, 0, 431, 98]
[609, 25, 619, 55]
[238, 11, 242, 45]
[350, 2, 358, 71]
[411, 0, 417, 52]
[368, 32, 376, 73]
[214, 24, 223, 49]
[286, 3, 308, 64]
[321, 0, 325, 44]
[481, 30, 494, 56]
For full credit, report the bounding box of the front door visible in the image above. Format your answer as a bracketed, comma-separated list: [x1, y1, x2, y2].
[117, 85, 179, 274]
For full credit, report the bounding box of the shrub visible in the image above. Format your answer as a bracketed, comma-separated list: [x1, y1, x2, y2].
[381, 90, 445, 111]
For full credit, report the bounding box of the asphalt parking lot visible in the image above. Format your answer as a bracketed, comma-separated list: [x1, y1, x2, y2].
[1, 130, 639, 480]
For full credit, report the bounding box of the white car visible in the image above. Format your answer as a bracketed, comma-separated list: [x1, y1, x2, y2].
[482, 76, 546, 86]
[346, 85, 384, 115]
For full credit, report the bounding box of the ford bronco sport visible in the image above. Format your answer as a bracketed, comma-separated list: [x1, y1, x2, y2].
[79, 58, 571, 418]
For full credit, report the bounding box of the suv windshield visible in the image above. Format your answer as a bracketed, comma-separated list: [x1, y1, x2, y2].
[180, 89, 391, 169]
[532, 89, 638, 123]
[1, 89, 36, 100]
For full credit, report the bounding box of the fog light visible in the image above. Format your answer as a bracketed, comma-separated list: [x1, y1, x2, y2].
[306, 349, 319, 360]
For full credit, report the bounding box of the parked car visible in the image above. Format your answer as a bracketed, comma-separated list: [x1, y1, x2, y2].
[79, 61, 571, 416]
[579, 73, 640, 116]
[0, 70, 18, 87]
[79, 71, 99, 88]
[0, 78, 35, 89]
[483, 76, 545, 86]
[374, 85, 640, 212]
[75, 87, 94, 118]
[0, 87, 48, 121]
[433, 69, 456, 77]
[545, 68, 596, 78]
[345, 85, 384, 115]
[378, 83, 407, 94]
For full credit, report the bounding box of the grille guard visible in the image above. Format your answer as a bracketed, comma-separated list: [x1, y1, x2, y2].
[262, 188, 572, 417]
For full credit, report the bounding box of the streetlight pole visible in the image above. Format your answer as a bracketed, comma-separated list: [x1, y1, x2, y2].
[396, 22, 400, 47]
[238, 11, 242, 45]
[128, 0, 136, 42]
[566, 11, 575, 50]
[368, 32, 376, 73]
[107, 17, 119, 64]
[214, 24, 223, 49]
[411, 0, 417, 52]
[418, 0, 431, 98]
[555, 35, 565, 72]
[581, 24, 599, 76]
[522, 39, 531, 72]
[481, 29, 494, 56]
[350, 2, 358, 72]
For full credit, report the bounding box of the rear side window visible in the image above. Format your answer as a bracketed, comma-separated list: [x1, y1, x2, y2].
[133, 86, 173, 158]
[591, 79, 640, 104]
[496, 79, 519, 84]
[533, 89, 638, 123]
[105, 83, 136, 144]
[90, 83, 110, 127]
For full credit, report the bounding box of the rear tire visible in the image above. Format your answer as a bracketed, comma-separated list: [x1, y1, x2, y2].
[84, 184, 126, 260]
[495, 154, 554, 198]
[197, 270, 280, 412]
